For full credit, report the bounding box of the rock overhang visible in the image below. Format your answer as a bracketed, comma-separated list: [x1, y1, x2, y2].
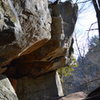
[0, 0, 78, 79]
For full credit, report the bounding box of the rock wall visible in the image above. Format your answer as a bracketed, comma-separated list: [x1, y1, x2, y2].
[0, 0, 51, 68]
[17, 71, 63, 100]
[0, 0, 78, 79]
[0, 0, 78, 100]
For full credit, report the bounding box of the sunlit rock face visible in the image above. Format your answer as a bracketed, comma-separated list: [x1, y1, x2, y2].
[0, 0, 51, 67]
[0, 75, 18, 100]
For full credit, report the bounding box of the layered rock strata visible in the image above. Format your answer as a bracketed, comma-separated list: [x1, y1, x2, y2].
[0, 0, 78, 100]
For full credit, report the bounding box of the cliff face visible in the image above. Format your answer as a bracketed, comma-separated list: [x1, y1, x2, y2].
[0, 0, 78, 100]
[0, 0, 51, 68]
[0, 0, 78, 79]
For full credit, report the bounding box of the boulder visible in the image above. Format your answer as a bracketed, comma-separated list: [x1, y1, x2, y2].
[58, 92, 87, 100]
[0, 75, 18, 100]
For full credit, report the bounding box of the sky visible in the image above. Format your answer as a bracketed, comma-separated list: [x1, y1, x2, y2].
[73, 0, 99, 58]
[49, 0, 99, 58]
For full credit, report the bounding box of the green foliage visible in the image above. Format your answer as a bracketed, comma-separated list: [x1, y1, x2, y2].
[57, 56, 78, 81]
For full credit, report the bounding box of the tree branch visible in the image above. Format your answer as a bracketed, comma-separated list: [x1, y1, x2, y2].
[77, 0, 91, 4]
[86, 28, 98, 31]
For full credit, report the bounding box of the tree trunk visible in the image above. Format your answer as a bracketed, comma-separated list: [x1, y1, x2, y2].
[92, 0, 100, 40]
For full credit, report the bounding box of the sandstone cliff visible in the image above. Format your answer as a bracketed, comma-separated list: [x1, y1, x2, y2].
[0, 0, 78, 100]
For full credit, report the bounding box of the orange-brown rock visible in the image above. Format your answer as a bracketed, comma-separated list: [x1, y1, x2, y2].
[0, 0, 78, 100]
[1, 1, 78, 80]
